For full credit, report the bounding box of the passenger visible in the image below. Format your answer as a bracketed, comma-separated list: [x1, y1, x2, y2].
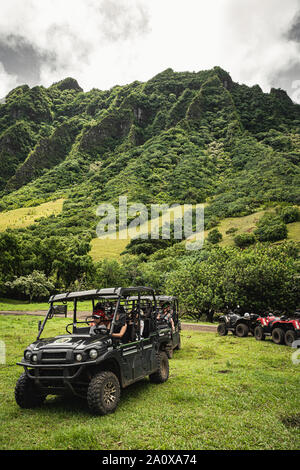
[140, 308, 145, 338]
[110, 305, 127, 340]
[158, 303, 175, 332]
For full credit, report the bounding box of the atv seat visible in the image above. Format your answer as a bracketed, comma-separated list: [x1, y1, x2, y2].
[122, 323, 136, 343]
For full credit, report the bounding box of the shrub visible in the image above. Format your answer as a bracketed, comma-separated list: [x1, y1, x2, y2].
[254, 214, 288, 242]
[234, 233, 256, 248]
[278, 206, 300, 224]
[226, 227, 238, 235]
[207, 228, 223, 244]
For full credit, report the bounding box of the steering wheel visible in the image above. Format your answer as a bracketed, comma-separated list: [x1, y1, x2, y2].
[91, 325, 109, 336]
[65, 320, 91, 334]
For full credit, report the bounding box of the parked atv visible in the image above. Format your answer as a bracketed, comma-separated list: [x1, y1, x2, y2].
[217, 307, 259, 337]
[254, 311, 300, 346]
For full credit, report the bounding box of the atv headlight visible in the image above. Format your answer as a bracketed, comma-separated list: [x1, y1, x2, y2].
[24, 350, 31, 361]
[89, 349, 98, 360]
[75, 354, 83, 362]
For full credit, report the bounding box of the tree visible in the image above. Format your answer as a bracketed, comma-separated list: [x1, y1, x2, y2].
[6, 271, 55, 302]
[207, 228, 223, 244]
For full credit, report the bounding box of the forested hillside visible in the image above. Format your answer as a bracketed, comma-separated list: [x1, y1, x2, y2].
[0, 67, 299, 314]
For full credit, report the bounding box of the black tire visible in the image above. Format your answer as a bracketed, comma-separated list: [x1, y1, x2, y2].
[174, 335, 181, 351]
[254, 325, 265, 341]
[87, 371, 120, 415]
[217, 323, 228, 336]
[235, 323, 249, 338]
[15, 373, 46, 409]
[165, 343, 173, 359]
[285, 329, 297, 347]
[149, 351, 169, 384]
[272, 327, 285, 345]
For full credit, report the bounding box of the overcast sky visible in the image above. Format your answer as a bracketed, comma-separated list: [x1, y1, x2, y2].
[0, 0, 300, 102]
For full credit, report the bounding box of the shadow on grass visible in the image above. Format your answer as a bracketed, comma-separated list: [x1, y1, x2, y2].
[281, 413, 300, 429]
[39, 378, 153, 416]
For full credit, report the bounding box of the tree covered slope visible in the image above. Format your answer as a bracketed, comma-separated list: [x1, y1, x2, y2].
[0, 67, 299, 239]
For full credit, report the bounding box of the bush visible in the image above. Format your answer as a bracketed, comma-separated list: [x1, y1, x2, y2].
[5, 271, 55, 302]
[234, 233, 256, 248]
[254, 214, 288, 242]
[207, 228, 223, 244]
[226, 227, 238, 235]
[278, 206, 300, 224]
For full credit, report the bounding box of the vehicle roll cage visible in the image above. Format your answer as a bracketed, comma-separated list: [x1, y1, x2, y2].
[37, 287, 157, 340]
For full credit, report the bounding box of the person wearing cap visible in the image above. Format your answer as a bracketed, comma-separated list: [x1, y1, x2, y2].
[89, 303, 109, 334]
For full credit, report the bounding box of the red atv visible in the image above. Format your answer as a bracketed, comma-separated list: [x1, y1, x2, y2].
[254, 311, 300, 346]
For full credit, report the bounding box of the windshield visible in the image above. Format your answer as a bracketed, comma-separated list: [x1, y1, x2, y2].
[37, 292, 157, 340]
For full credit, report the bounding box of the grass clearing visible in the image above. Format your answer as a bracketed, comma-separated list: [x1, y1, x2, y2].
[0, 315, 299, 450]
[90, 206, 300, 261]
[0, 298, 95, 314]
[90, 204, 193, 261]
[0, 199, 64, 232]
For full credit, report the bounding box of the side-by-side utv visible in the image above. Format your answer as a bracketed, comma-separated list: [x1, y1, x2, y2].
[15, 287, 169, 415]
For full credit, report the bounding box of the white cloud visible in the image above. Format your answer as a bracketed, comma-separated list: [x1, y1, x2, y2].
[0, 62, 18, 98]
[0, 0, 299, 99]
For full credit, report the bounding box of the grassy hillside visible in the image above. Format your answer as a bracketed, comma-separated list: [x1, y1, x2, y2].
[0, 198, 64, 232]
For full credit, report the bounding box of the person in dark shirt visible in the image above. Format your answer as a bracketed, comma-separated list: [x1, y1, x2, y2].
[157, 303, 175, 332]
[110, 305, 127, 339]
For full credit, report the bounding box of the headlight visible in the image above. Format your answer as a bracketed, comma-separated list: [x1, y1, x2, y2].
[32, 354, 37, 362]
[24, 350, 31, 361]
[75, 354, 83, 362]
[89, 349, 98, 360]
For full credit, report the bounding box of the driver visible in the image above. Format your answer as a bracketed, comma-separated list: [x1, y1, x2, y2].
[89, 304, 109, 334]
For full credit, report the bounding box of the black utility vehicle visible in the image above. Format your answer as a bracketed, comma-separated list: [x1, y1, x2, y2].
[15, 287, 169, 415]
[217, 307, 259, 337]
[128, 295, 181, 358]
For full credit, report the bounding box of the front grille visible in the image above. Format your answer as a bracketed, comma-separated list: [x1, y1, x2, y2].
[41, 351, 67, 362]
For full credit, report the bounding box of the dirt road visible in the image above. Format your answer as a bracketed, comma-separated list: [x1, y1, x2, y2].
[0, 310, 217, 332]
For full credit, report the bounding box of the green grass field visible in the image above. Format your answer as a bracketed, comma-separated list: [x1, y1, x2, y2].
[0, 315, 299, 450]
[0, 298, 94, 313]
[0, 199, 64, 232]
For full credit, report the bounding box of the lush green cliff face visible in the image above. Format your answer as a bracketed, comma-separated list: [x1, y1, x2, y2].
[0, 67, 299, 225]
[0, 68, 299, 308]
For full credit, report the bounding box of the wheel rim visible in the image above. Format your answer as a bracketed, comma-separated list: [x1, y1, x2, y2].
[103, 381, 117, 405]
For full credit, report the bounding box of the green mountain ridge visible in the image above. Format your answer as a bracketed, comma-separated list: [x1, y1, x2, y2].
[0, 68, 299, 312]
[0, 67, 299, 240]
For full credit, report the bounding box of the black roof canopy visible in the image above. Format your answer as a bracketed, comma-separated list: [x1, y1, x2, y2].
[128, 295, 177, 302]
[48, 287, 155, 303]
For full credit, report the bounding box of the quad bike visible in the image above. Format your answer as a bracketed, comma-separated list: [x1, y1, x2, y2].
[254, 311, 300, 346]
[217, 306, 259, 337]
